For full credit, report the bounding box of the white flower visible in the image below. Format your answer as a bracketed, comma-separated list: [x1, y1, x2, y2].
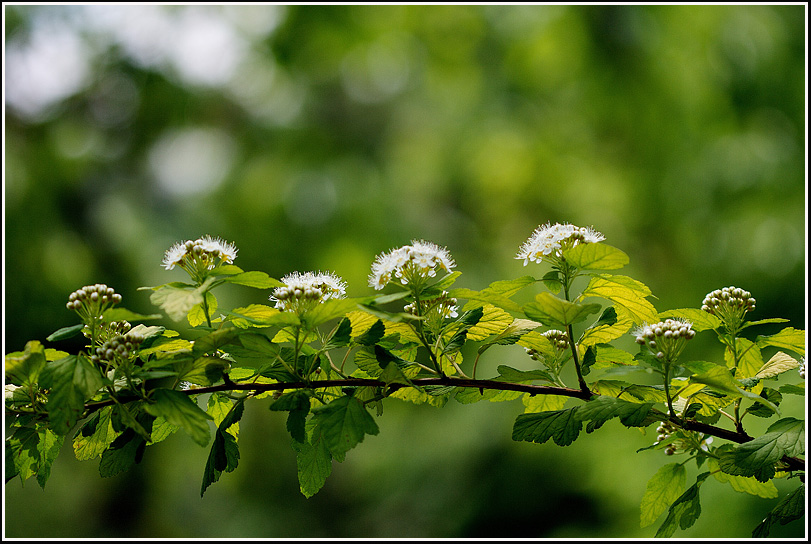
[4, 384, 21, 401]
[201, 235, 238, 264]
[369, 240, 455, 290]
[272, 271, 347, 310]
[161, 241, 188, 270]
[516, 222, 605, 265]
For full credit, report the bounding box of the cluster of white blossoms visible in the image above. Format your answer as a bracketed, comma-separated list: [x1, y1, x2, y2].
[271, 271, 347, 312]
[634, 318, 696, 362]
[516, 222, 605, 265]
[368, 240, 455, 290]
[404, 292, 459, 319]
[161, 235, 238, 272]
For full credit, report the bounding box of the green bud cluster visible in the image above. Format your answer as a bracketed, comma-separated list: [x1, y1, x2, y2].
[701, 286, 755, 332]
[655, 420, 679, 455]
[66, 284, 122, 311]
[404, 292, 459, 319]
[634, 318, 696, 362]
[89, 332, 145, 366]
[799, 357, 805, 380]
[542, 329, 569, 350]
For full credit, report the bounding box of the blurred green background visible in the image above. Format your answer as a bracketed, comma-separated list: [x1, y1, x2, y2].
[3, 4, 806, 538]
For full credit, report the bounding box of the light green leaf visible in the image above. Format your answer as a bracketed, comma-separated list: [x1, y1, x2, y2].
[466, 304, 514, 341]
[654, 472, 710, 537]
[149, 278, 215, 322]
[187, 291, 218, 327]
[580, 274, 658, 325]
[144, 389, 213, 447]
[302, 298, 361, 329]
[223, 271, 282, 289]
[523, 292, 602, 328]
[725, 338, 763, 379]
[5, 340, 47, 386]
[73, 406, 121, 461]
[562, 242, 629, 270]
[451, 276, 536, 313]
[522, 393, 568, 413]
[640, 463, 687, 528]
[658, 309, 721, 331]
[755, 351, 799, 380]
[756, 327, 805, 357]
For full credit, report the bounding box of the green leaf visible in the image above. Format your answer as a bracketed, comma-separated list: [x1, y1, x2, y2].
[99, 429, 147, 478]
[270, 391, 311, 443]
[39, 355, 104, 435]
[689, 365, 778, 414]
[657, 309, 721, 332]
[45, 324, 85, 342]
[541, 270, 562, 294]
[576, 396, 658, 429]
[512, 408, 581, 446]
[778, 382, 805, 396]
[355, 318, 386, 346]
[293, 432, 333, 498]
[73, 406, 121, 461]
[654, 472, 710, 537]
[755, 351, 799, 379]
[523, 292, 602, 328]
[752, 484, 805, 537]
[6, 423, 64, 489]
[223, 271, 283, 289]
[707, 456, 778, 498]
[201, 398, 244, 496]
[144, 389, 213, 446]
[192, 328, 241, 356]
[302, 298, 361, 329]
[640, 463, 687, 528]
[725, 338, 763, 379]
[323, 317, 352, 350]
[562, 242, 629, 270]
[718, 417, 804, 482]
[102, 308, 163, 323]
[312, 396, 380, 457]
[450, 275, 536, 313]
[176, 356, 229, 387]
[149, 280, 213, 322]
[187, 291, 217, 327]
[5, 340, 47, 386]
[465, 304, 513, 342]
[227, 305, 299, 329]
[756, 327, 805, 357]
[580, 274, 658, 325]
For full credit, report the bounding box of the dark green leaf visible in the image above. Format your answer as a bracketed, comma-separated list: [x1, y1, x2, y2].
[312, 396, 380, 457]
[192, 328, 241, 356]
[99, 429, 147, 478]
[102, 308, 163, 323]
[144, 389, 213, 446]
[718, 417, 804, 482]
[323, 317, 352, 350]
[512, 408, 582, 446]
[201, 399, 244, 496]
[355, 319, 386, 346]
[541, 270, 562, 294]
[39, 355, 104, 435]
[576, 396, 658, 429]
[293, 432, 332, 498]
[45, 324, 85, 342]
[752, 484, 805, 537]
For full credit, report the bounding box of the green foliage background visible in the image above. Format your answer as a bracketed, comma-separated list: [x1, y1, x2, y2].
[4, 4, 806, 538]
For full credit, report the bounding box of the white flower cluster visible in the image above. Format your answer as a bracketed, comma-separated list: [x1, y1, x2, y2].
[404, 292, 459, 319]
[369, 240, 455, 290]
[271, 271, 347, 311]
[162, 235, 238, 271]
[634, 318, 696, 362]
[516, 222, 604, 265]
[4, 384, 21, 401]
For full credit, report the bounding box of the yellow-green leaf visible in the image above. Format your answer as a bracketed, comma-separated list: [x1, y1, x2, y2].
[563, 243, 629, 270]
[466, 304, 514, 341]
[640, 463, 687, 528]
[580, 274, 657, 325]
[755, 351, 799, 380]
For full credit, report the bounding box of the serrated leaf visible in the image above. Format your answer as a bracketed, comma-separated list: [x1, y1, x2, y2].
[752, 484, 805, 537]
[512, 408, 582, 446]
[465, 304, 513, 342]
[5, 340, 47, 386]
[150, 282, 209, 322]
[725, 338, 763, 379]
[223, 271, 282, 289]
[541, 270, 562, 294]
[6, 424, 64, 489]
[658, 309, 721, 332]
[73, 406, 121, 461]
[640, 463, 687, 528]
[102, 308, 163, 323]
[580, 274, 657, 325]
[99, 429, 147, 478]
[755, 351, 799, 379]
[302, 298, 361, 329]
[192, 328, 241, 356]
[523, 292, 601, 328]
[522, 393, 568, 413]
[39, 355, 104, 435]
[756, 327, 805, 357]
[654, 472, 710, 537]
[201, 398, 244, 496]
[718, 418, 804, 482]
[322, 317, 352, 351]
[312, 396, 379, 457]
[187, 291, 218, 327]
[707, 457, 778, 498]
[144, 389, 213, 446]
[293, 432, 332, 498]
[562, 242, 629, 270]
[577, 395, 658, 428]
